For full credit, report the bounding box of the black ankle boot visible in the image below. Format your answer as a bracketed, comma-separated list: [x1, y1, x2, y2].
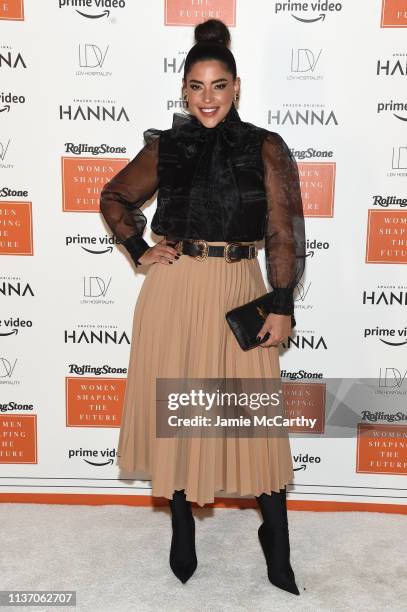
[255, 488, 299, 595]
[168, 489, 197, 584]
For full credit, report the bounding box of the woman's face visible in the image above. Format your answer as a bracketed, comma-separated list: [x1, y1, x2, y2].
[183, 60, 240, 128]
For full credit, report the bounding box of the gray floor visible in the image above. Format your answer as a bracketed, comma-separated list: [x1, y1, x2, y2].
[1, 503, 406, 612]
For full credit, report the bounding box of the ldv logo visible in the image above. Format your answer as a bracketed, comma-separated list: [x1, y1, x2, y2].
[379, 367, 407, 388]
[78, 44, 109, 69]
[83, 276, 112, 298]
[0, 139, 11, 161]
[295, 281, 312, 303]
[291, 48, 322, 73]
[0, 357, 18, 378]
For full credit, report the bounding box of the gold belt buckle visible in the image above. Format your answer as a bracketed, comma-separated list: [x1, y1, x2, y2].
[224, 242, 242, 263]
[192, 239, 209, 261]
[250, 244, 258, 259]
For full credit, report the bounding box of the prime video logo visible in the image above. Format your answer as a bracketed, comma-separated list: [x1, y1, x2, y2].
[58, 0, 126, 19]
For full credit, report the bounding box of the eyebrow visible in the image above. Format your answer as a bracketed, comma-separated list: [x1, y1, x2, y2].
[188, 78, 229, 84]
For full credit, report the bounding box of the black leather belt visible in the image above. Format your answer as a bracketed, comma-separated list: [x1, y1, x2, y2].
[168, 238, 257, 262]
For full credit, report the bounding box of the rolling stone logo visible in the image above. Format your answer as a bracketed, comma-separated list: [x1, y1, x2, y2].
[165, 0, 236, 26]
[0, 0, 24, 20]
[0, 414, 37, 463]
[357, 423, 407, 474]
[381, 0, 407, 28]
[0, 201, 33, 255]
[66, 377, 126, 427]
[298, 162, 335, 217]
[62, 157, 128, 212]
[365, 210, 407, 264]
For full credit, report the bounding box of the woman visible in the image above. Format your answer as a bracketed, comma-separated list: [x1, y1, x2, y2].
[100, 19, 305, 594]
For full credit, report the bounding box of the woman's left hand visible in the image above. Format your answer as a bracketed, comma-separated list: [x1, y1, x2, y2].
[257, 312, 292, 348]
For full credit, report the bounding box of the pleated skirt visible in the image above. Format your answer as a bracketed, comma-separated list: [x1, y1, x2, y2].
[117, 240, 294, 507]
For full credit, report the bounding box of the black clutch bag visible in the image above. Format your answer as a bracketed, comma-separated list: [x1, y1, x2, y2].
[225, 293, 296, 351]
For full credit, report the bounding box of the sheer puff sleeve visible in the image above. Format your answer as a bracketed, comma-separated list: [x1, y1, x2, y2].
[99, 128, 161, 267]
[261, 131, 306, 316]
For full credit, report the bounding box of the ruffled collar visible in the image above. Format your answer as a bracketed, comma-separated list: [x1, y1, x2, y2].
[170, 103, 243, 148]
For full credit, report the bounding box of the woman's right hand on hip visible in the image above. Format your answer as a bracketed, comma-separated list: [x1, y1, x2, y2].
[138, 237, 180, 266]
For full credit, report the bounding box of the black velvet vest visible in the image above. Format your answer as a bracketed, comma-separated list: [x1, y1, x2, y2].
[149, 104, 269, 242]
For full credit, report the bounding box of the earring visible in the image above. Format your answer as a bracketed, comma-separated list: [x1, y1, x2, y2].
[234, 93, 240, 102]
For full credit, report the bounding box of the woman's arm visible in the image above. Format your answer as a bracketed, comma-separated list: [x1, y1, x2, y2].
[99, 133, 160, 267]
[261, 131, 306, 316]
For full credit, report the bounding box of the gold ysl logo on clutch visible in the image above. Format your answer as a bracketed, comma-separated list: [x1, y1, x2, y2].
[256, 305, 268, 320]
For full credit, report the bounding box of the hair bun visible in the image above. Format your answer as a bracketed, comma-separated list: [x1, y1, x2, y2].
[194, 19, 231, 47]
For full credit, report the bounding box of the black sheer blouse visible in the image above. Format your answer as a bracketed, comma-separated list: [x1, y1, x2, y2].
[99, 104, 306, 316]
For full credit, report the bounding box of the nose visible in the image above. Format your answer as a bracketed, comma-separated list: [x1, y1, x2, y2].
[202, 88, 212, 104]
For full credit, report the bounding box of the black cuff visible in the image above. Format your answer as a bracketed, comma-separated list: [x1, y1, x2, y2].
[265, 289, 296, 328]
[120, 235, 150, 267]
[269, 288, 294, 315]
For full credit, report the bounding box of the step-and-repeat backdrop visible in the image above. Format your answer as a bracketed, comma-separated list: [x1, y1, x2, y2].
[1, 0, 406, 508]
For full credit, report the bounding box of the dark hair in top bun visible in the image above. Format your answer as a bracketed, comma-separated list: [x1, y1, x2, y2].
[183, 19, 237, 79]
[194, 18, 231, 46]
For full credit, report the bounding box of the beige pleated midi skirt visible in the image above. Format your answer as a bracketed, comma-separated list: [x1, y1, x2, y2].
[117, 240, 294, 507]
